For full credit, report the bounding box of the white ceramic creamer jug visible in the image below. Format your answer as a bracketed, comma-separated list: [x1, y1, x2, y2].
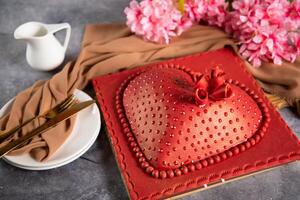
[14, 22, 71, 71]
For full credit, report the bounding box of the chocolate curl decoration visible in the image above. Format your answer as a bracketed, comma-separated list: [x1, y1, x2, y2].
[195, 67, 233, 106]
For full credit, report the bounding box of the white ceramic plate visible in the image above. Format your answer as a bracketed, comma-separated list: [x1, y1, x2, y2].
[0, 89, 101, 170]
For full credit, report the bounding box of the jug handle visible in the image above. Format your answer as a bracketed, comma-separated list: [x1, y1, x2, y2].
[46, 23, 71, 51]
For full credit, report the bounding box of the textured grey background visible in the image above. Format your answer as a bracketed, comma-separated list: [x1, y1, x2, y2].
[0, 0, 299, 200]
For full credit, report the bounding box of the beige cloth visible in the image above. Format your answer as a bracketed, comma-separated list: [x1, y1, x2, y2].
[0, 24, 299, 161]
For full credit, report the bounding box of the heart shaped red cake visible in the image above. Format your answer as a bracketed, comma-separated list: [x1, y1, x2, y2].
[116, 64, 269, 179]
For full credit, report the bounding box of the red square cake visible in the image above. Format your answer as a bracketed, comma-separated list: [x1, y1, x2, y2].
[93, 49, 300, 200]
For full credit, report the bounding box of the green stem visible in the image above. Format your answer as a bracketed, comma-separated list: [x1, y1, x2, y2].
[178, 0, 185, 14]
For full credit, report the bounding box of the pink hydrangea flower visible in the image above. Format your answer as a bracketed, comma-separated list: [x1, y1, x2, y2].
[285, 0, 300, 30]
[124, 1, 144, 35]
[183, 0, 207, 22]
[124, 0, 193, 44]
[227, 0, 300, 67]
[125, 0, 299, 67]
[182, 0, 228, 27]
[202, 0, 228, 28]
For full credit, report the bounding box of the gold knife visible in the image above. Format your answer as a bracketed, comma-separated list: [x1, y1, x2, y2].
[0, 100, 95, 158]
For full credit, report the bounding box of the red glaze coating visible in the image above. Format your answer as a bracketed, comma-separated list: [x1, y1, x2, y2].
[121, 67, 267, 175]
[115, 64, 272, 178]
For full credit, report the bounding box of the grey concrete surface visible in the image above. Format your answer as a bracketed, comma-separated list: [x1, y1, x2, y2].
[0, 1, 299, 200]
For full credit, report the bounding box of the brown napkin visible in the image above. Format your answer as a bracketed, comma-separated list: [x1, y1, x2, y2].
[1, 24, 299, 161]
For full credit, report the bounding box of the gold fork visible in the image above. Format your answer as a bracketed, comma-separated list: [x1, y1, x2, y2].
[0, 95, 76, 141]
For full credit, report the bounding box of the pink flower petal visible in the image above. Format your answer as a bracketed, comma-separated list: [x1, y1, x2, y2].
[253, 35, 263, 43]
[266, 39, 274, 51]
[253, 58, 262, 67]
[274, 56, 283, 65]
